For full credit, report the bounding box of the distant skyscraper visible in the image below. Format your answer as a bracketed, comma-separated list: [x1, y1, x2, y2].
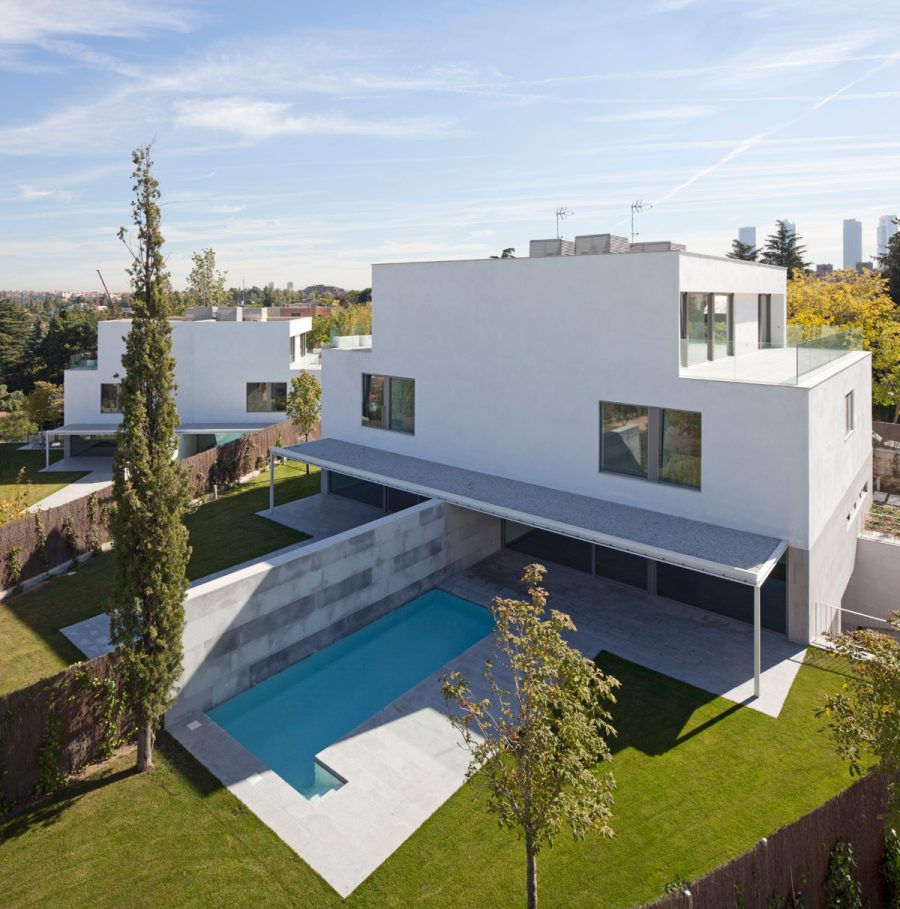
[877, 215, 898, 258]
[738, 226, 756, 249]
[843, 219, 863, 270]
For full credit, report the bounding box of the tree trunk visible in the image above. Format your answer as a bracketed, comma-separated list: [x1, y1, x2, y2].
[526, 836, 537, 909]
[136, 722, 154, 771]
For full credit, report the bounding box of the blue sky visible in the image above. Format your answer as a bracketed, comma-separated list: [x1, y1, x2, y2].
[2, 0, 900, 291]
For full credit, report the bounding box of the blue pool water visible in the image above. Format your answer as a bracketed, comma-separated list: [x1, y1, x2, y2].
[208, 589, 494, 798]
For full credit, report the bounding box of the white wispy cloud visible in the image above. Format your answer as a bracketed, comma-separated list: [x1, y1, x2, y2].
[172, 97, 457, 140]
[588, 104, 719, 123]
[0, 0, 192, 45]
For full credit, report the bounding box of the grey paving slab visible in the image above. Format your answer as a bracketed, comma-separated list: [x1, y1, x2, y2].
[31, 457, 114, 511]
[440, 550, 806, 717]
[276, 438, 783, 582]
[60, 612, 112, 659]
[257, 493, 385, 541]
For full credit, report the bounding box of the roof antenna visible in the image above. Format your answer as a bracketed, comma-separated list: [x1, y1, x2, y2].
[630, 200, 653, 243]
[555, 206, 573, 239]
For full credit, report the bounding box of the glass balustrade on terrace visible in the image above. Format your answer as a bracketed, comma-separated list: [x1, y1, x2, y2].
[679, 325, 862, 385]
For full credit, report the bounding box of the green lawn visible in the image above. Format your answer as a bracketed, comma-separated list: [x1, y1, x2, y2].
[0, 463, 319, 695]
[0, 443, 87, 519]
[0, 648, 861, 909]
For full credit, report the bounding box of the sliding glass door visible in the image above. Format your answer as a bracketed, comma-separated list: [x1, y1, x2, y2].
[680, 293, 733, 364]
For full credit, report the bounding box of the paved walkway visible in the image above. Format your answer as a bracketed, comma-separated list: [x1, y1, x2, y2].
[170, 549, 807, 897]
[257, 493, 385, 540]
[31, 457, 114, 512]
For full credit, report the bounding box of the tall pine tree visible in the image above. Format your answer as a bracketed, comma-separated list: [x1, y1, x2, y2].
[109, 145, 191, 772]
[726, 239, 757, 261]
[760, 219, 810, 278]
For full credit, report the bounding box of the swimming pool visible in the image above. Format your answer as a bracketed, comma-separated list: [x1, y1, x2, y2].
[208, 589, 494, 798]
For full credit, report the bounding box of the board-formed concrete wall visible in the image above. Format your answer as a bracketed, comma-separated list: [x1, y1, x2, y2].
[168, 500, 500, 722]
[841, 533, 900, 625]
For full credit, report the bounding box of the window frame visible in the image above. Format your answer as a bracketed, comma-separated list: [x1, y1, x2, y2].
[361, 373, 415, 434]
[599, 401, 701, 491]
[245, 381, 288, 413]
[758, 294, 772, 346]
[100, 383, 121, 414]
[680, 292, 734, 364]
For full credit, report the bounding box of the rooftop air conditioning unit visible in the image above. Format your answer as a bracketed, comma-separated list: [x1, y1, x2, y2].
[574, 234, 630, 255]
[529, 239, 576, 258]
[629, 241, 687, 253]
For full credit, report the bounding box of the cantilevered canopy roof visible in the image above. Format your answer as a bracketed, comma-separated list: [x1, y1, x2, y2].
[274, 438, 787, 587]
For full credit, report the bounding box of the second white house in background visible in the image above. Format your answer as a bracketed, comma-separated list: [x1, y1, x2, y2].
[59, 306, 320, 459]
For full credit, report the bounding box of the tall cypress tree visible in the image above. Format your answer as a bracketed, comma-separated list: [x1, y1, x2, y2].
[876, 218, 900, 307]
[109, 145, 191, 772]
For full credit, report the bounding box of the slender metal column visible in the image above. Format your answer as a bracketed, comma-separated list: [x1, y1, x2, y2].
[45, 432, 50, 469]
[269, 450, 275, 512]
[753, 585, 762, 698]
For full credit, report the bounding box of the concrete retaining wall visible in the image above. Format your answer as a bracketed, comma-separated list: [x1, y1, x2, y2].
[841, 533, 900, 623]
[169, 500, 500, 721]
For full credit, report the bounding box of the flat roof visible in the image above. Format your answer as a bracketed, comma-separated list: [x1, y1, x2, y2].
[274, 438, 786, 587]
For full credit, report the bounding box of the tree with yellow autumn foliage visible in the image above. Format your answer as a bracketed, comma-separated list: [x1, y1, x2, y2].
[788, 269, 900, 421]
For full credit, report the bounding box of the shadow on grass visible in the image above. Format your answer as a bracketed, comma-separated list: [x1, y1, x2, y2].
[597, 651, 741, 758]
[1, 763, 138, 841]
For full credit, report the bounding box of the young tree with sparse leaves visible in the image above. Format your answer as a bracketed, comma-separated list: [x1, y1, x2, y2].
[24, 381, 63, 430]
[442, 564, 619, 909]
[760, 220, 810, 278]
[818, 611, 900, 827]
[285, 373, 321, 474]
[186, 247, 230, 308]
[109, 144, 191, 773]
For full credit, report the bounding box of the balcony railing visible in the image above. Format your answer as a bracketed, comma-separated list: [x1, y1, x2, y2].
[68, 353, 98, 369]
[680, 325, 862, 385]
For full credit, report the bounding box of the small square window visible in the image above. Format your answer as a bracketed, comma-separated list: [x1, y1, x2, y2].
[845, 390, 854, 435]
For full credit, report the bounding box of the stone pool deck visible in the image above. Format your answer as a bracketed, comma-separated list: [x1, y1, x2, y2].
[170, 625, 497, 898]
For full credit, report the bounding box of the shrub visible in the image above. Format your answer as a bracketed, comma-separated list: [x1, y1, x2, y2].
[885, 828, 900, 909]
[824, 840, 862, 909]
[33, 512, 49, 575]
[62, 514, 79, 570]
[4, 545, 23, 593]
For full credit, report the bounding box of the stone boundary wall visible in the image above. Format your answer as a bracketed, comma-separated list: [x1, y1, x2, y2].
[169, 500, 501, 722]
[842, 534, 900, 625]
[640, 773, 889, 909]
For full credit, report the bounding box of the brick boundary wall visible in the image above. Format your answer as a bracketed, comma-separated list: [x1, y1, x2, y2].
[0, 653, 132, 807]
[639, 773, 890, 909]
[0, 419, 317, 589]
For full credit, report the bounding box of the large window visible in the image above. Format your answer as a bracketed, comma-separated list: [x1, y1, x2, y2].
[362, 374, 415, 434]
[100, 383, 120, 414]
[680, 292, 733, 365]
[600, 403, 701, 489]
[659, 409, 701, 489]
[246, 382, 287, 413]
[600, 403, 648, 478]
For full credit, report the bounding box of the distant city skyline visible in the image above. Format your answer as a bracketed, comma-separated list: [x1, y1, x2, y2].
[842, 218, 863, 269]
[2, 1, 900, 291]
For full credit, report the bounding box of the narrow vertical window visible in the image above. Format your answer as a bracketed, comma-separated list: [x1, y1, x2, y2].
[659, 409, 702, 489]
[758, 294, 772, 346]
[845, 390, 854, 435]
[389, 377, 415, 433]
[362, 374, 386, 427]
[100, 383, 120, 414]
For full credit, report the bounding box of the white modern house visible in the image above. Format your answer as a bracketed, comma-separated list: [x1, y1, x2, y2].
[273, 234, 872, 692]
[57, 306, 320, 459]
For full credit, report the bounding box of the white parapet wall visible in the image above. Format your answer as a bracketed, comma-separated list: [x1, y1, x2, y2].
[168, 500, 500, 723]
[841, 533, 900, 625]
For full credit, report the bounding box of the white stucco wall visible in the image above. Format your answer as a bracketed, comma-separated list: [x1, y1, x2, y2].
[64, 317, 314, 426]
[321, 251, 866, 550]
